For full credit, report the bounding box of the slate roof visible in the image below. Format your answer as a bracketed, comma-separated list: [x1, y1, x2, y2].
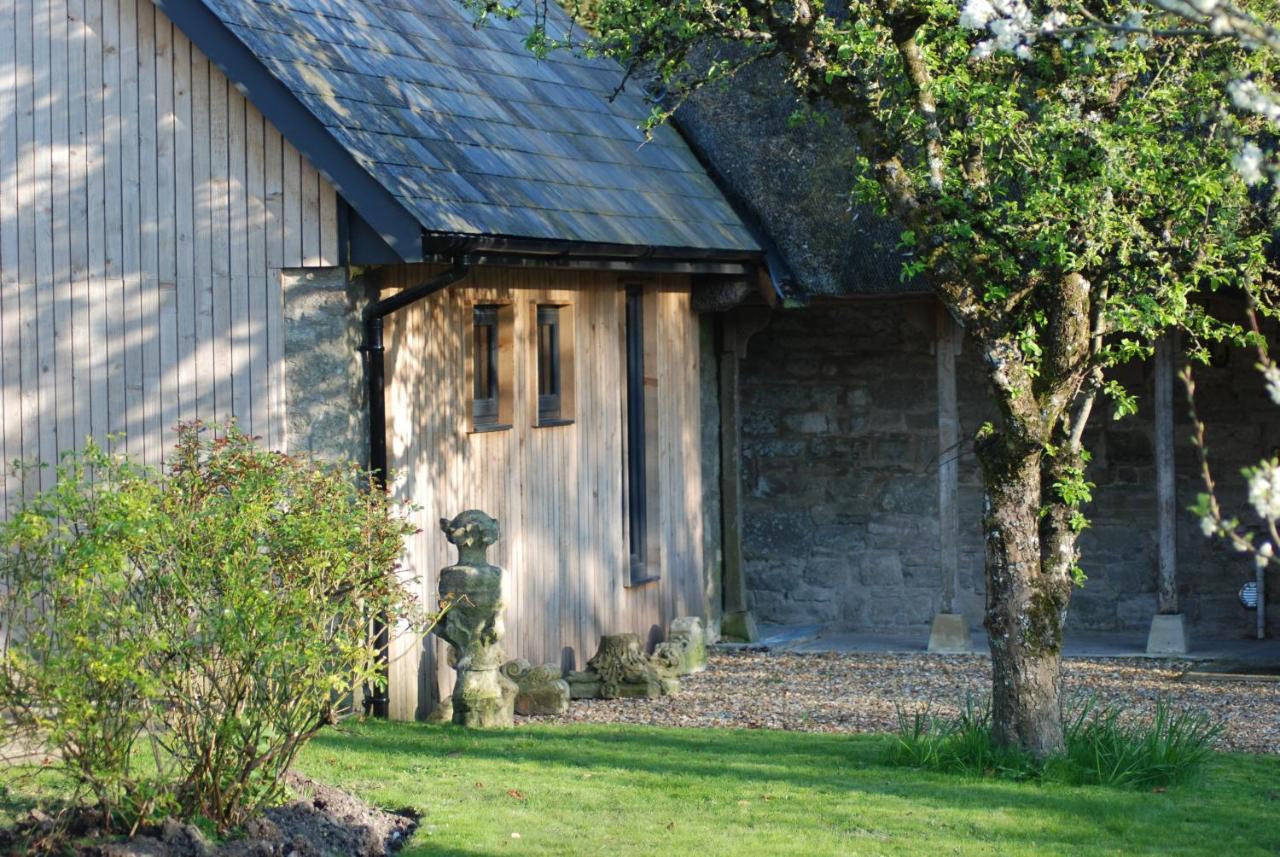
[197, 0, 759, 254]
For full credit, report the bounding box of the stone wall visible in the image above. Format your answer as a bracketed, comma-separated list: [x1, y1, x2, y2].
[737, 297, 1278, 639]
[281, 267, 369, 464]
[738, 299, 952, 630]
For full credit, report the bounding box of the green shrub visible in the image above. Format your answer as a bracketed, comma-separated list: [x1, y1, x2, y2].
[887, 696, 1222, 789]
[0, 424, 428, 831]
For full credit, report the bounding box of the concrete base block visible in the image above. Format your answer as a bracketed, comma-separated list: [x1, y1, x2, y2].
[927, 613, 972, 654]
[1146, 613, 1190, 655]
[720, 610, 759, 643]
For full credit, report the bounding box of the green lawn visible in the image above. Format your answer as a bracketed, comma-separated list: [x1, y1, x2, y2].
[290, 719, 1280, 857]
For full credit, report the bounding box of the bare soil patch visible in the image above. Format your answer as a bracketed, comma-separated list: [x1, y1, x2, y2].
[0, 772, 415, 856]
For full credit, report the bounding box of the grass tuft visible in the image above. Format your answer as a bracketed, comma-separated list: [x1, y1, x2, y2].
[1051, 696, 1223, 788]
[887, 696, 1223, 788]
[887, 698, 1037, 779]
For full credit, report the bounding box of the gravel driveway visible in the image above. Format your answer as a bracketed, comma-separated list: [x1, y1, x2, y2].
[551, 650, 1280, 754]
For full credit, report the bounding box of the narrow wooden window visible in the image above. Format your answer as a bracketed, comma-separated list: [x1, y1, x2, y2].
[472, 305, 500, 427]
[467, 303, 512, 432]
[536, 305, 561, 422]
[624, 285, 657, 584]
[531, 301, 574, 427]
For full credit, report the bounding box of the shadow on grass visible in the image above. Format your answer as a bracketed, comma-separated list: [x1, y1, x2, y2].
[304, 719, 1280, 856]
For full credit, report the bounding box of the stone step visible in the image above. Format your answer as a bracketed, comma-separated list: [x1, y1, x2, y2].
[714, 623, 824, 652]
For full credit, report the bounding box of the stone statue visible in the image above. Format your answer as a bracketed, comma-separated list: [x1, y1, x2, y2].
[500, 659, 571, 715]
[436, 510, 517, 727]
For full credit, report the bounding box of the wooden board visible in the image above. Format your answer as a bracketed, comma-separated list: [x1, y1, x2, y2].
[384, 267, 704, 719]
[0, 0, 340, 499]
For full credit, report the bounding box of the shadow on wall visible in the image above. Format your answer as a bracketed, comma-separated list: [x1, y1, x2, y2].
[0, 0, 339, 511]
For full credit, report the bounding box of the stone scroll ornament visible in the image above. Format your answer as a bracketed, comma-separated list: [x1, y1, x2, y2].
[499, 659, 570, 716]
[436, 510, 517, 728]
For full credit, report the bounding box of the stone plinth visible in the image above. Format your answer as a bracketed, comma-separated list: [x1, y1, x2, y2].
[653, 616, 709, 676]
[570, 633, 676, 699]
[1146, 613, 1190, 655]
[501, 660, 570, 716]
[927, 613, 973, 653]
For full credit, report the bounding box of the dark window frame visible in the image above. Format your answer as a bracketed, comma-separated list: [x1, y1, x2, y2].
[536, 305, 562, 423]
[471, 304, 501, 429]
[624, 285, 657, 585]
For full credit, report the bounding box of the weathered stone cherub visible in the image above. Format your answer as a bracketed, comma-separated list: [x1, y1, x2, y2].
[436, 510, 517, 727]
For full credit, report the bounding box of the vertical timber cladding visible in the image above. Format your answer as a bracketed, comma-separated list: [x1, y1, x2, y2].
[0, 0, 339, 510]
[383, 266, 706, 720]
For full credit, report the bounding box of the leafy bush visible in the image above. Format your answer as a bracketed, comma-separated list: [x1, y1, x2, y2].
[887, 696, 1222, 788]
[0, 424, 427, 831]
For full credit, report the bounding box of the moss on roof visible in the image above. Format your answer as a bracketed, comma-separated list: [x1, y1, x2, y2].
[675, 53, 924, 300]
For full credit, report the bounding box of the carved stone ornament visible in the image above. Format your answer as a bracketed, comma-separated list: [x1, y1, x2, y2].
[436, 510, 517, 727]
[500, 659, 571, 716]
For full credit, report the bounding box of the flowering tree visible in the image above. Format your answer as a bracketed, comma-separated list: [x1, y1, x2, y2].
[957, 0, 1280, 618]
[1186, 307, 1280, 624]
[958, 0, 1280, 182]
[495, 0, 1280, 755]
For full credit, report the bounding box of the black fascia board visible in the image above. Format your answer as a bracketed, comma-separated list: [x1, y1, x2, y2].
[345, 204, 405, 266]
[153, 0, 425, 263]
[422, 231, 764, 265]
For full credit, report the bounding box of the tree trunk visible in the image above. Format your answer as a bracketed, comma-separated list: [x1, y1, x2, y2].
[978, 443, 1075, 759]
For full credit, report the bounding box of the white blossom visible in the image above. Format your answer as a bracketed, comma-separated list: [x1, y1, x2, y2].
[1233, 142, 1267, 186]
[959, 0, 999, 30]
[971, 39, 997, 60]
[1264, 363, 1280, 405]
[957, 0, 1041, 59]
[1247, 460, 1280, 521]
[1200, 515, 1217, 537]
[1041, 10, 1068, 33]
[1228, 79, 1280, 124]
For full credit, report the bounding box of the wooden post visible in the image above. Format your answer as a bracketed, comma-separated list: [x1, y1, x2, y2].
[936, 304, 959, 615]
[1147, 334, 1189, 654]
[928, 304, 970, 653]
[1155, 335, 1178, 615]
[718, 307, 771, 642]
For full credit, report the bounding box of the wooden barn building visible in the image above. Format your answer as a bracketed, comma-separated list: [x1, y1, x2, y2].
[3, 0, 1274, 720]
[0, 0, 767, 717]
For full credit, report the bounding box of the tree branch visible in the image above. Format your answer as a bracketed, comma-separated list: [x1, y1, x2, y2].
[889, 10, 946, 194]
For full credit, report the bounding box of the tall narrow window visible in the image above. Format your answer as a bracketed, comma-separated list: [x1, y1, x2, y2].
[531, 301, 574, 427]
[624, 285, 656, 584]
[536, 305, 561, 422]
[472, 305, 500, 428]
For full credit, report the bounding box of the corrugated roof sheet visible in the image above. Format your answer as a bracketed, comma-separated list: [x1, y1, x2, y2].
[201, 0, 758, 253]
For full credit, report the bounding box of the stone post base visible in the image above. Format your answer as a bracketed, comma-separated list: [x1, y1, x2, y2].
[927, 613, 973, 654]
[720, 610, 759, 643]
[1146, 613, 1190, 655]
